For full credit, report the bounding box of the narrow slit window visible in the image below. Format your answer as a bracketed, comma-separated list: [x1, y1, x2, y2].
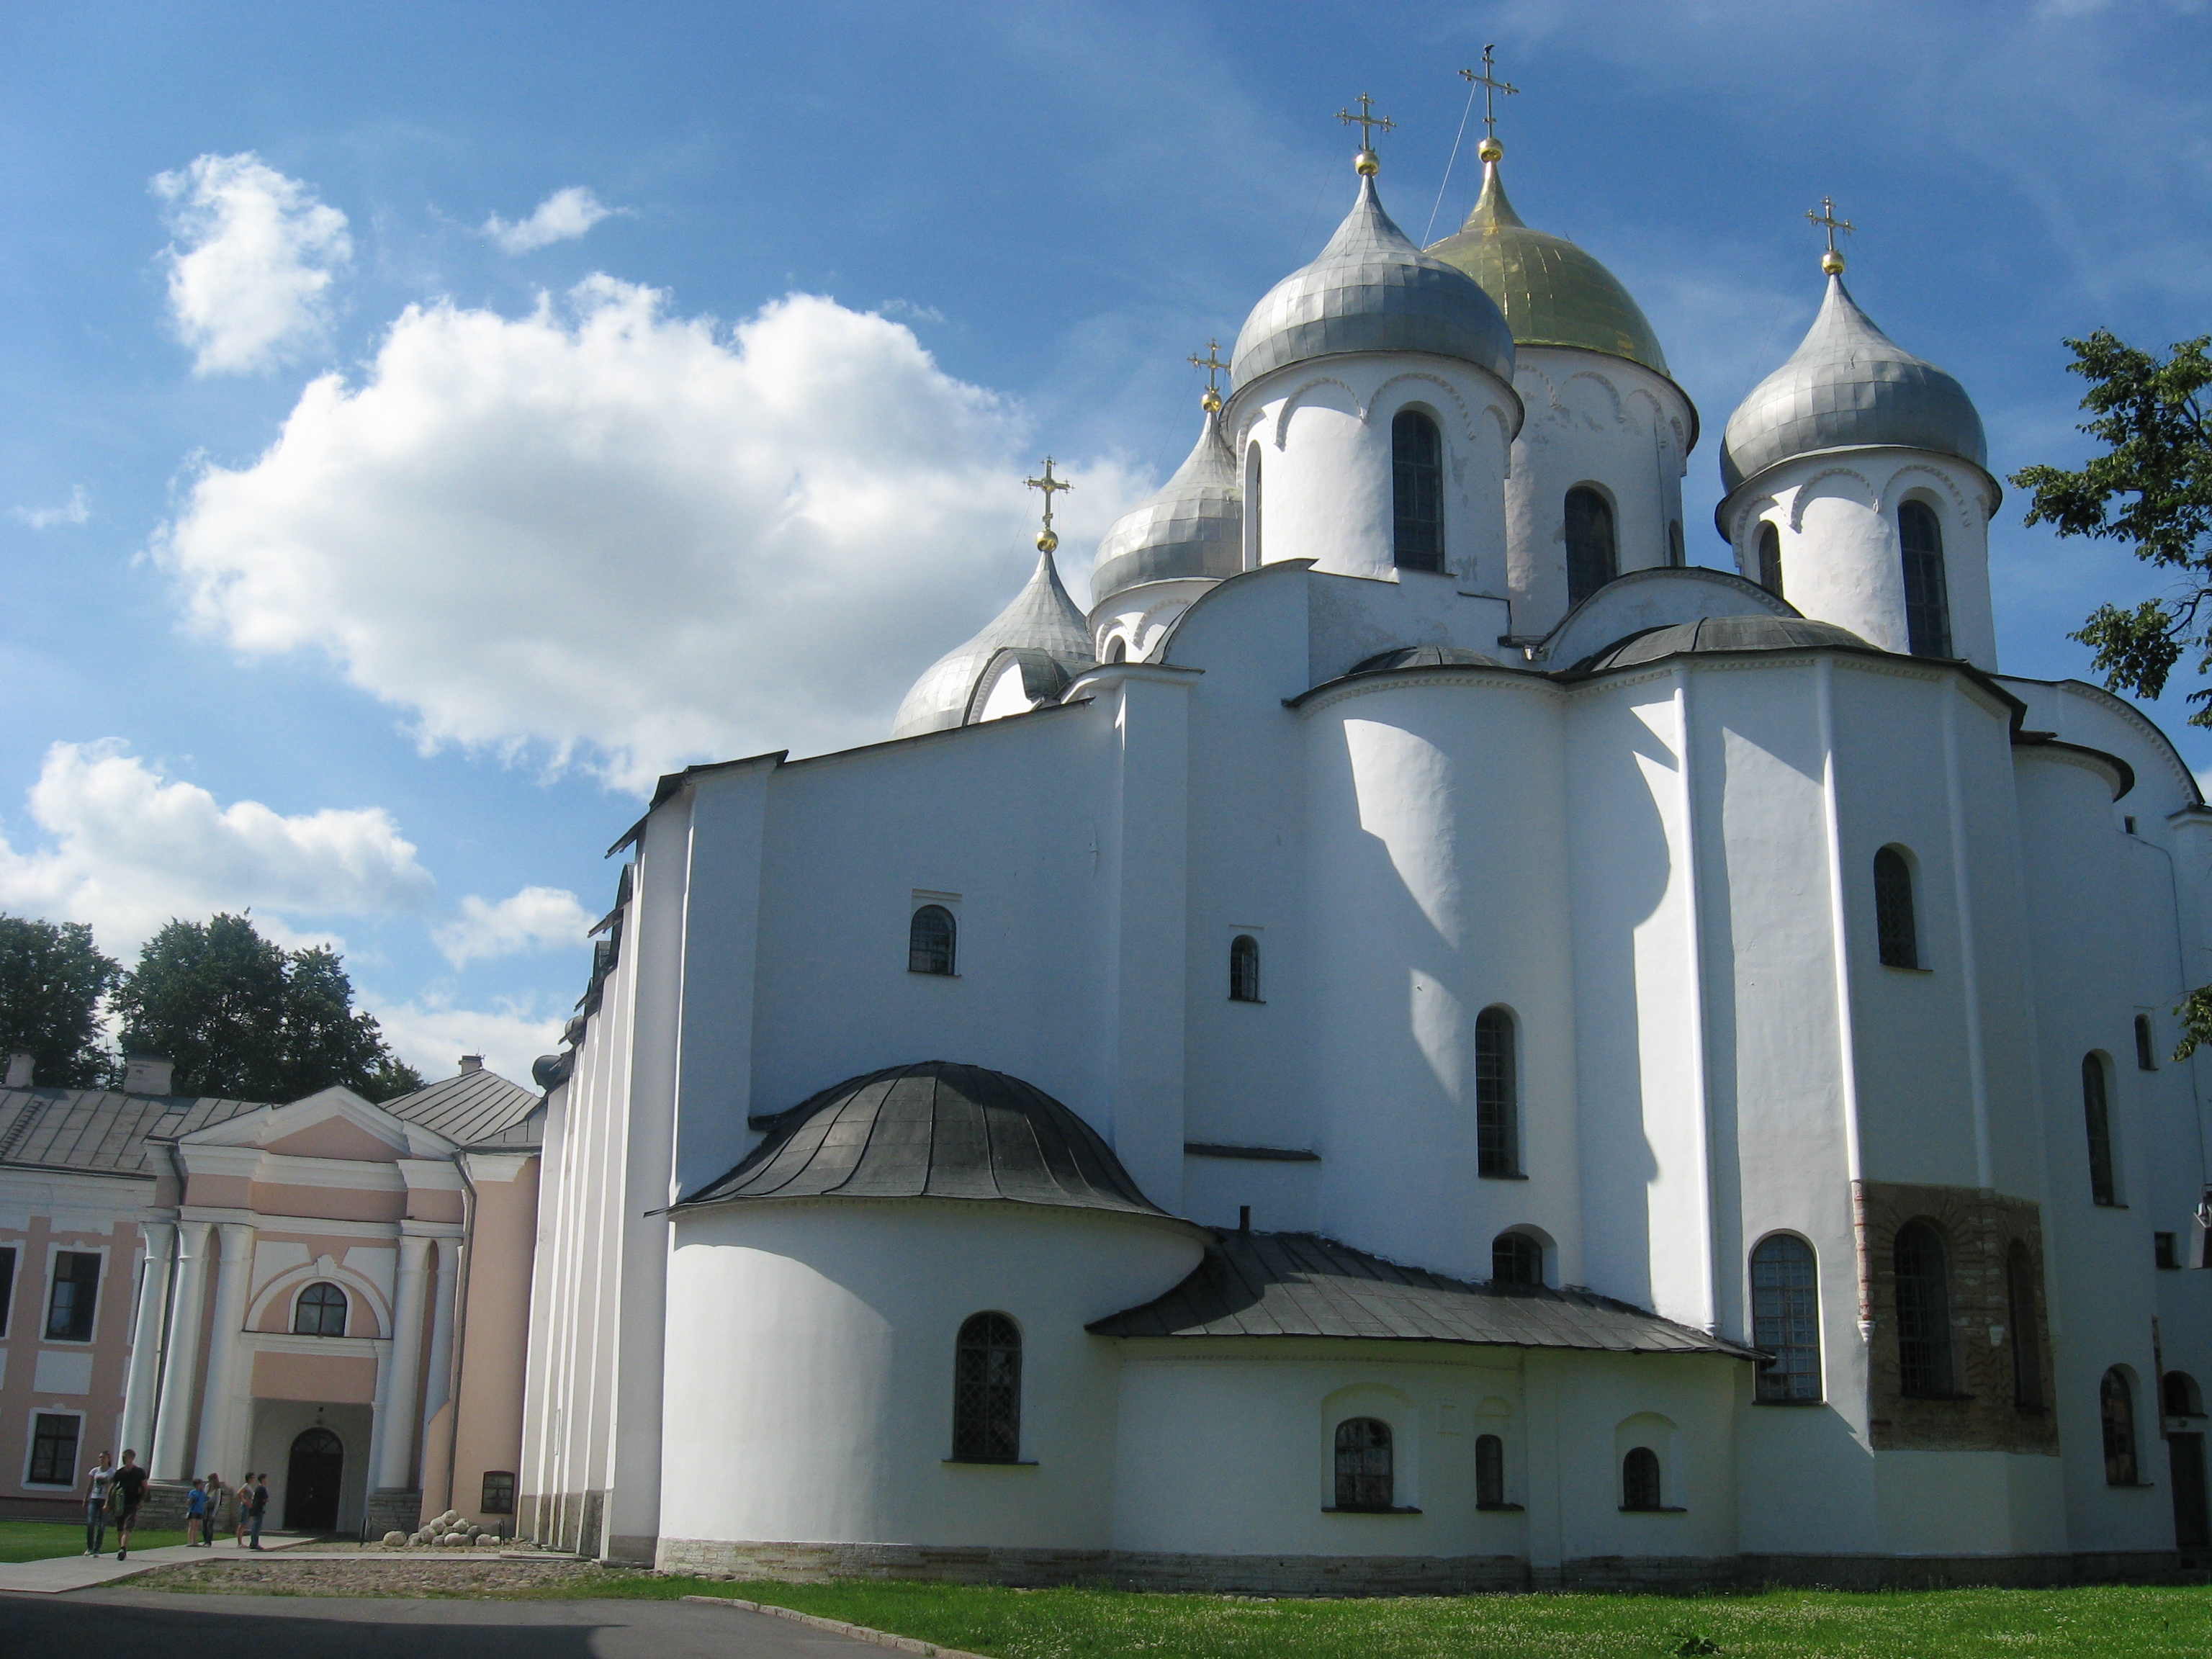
[1475, 1006, 1519, 1177]
[2082, 1052, 2117, 1206]
[1229, 935, 1262, 1003]
[2102, 1368, 2139, 1485]
[1475, 1434, 1505, 1507]
[1874, 848, 1919, 968]
[2136, 1015, 2158, 1071]
[1391, 411, 1444, 572]
[909, 904, 957, 976]
[1565, 487, 1617, 608]
[951, 1312, 1022, 1462]
[1898, 500, 1953, 657]
[1893, 1220, 1953, 1398]
[1333, 1417, 1394, 1510]
[1750, 1235, 1821, 1401]
[1668, 520, 1686, 568]
[1621, 1447, 1663, 1511]
[2008, 1241, 2044, 1411]
[1492, 1231, 1542, 1287]
[1244, 443, 1264, 570]
[0, 1244, 15, 1338]
[1756, 522, 1784, 597]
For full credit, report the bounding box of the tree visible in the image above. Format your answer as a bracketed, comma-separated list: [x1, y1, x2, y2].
[0, 914, 120, 1087]
[2013, 331, 2212, 1053]
[110, 912, 424, 1102]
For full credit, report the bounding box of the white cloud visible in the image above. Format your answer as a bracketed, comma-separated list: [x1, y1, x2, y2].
[11, 486, 89, 529]
[153, 152, 352, 375]
[876, 298, 945, 325]
[0, 740, 433, 956]
[434, 885, 593, 968]
[482, 186, 618, 254]
[366, 993, 566, 1090]
[158, 278, 1146, 791]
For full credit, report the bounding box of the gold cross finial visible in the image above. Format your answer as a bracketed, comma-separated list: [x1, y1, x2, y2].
[1807, 195, 1854, 274]
[1188, 339, 1229, 412]
[1338, 92, 1393, 175]
[1461, 45, 1518, 159]
[1025, 457, 1071, 554]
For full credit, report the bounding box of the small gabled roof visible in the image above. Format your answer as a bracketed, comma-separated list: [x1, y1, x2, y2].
[1089, 1231, 1758, 1360]
[382, 1066, 541, 1148]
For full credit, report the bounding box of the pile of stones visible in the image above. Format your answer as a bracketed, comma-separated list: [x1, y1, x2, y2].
[380, 1511, 521, 1549]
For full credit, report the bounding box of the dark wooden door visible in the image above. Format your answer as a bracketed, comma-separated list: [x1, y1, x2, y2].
[284, 1427, 344, 1532]
[2170, 1432, 2209, 1557]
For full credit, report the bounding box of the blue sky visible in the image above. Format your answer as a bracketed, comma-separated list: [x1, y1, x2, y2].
[1, 0, 2207, 1081]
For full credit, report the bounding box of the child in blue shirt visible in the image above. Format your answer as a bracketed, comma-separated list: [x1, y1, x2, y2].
[185, 1478, 208, 1546]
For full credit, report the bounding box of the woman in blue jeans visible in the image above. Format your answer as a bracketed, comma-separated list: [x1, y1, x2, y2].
[81, 1451, 112, 1555]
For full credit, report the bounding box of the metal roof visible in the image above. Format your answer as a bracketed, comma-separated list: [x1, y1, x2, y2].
[1575, 614, 1875, 672]
[0, 1089, 264, 1179]
[1090, 408, 1243, 609]
[1088, 1231, 1758, 1359]
[893, 549, 1095, 739]
[678, 1059, 1172, 1220]
[381, 1067, 542, 1148]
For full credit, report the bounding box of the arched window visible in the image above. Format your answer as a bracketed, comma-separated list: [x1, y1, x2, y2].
[1898, 500, 1952, 658]
[1333, 1416, 1394, 1510]
[1475, 1434, 1506, 1507]
[1105, 637, 1127, 664]
[1474, 1006, 1519, 1177]
[951, 1312, 1022, 1462]
[1244, 443, 1264, 570]
[292, 1281, 349, 1338]
[909, 904, 956, 976]
[1756, 522, 1784, 598]
[1873, 847, 1920, 969]
[2136, 1015, 2158, 1071]
[1228, 935, 1262, 1003]
[1750, 1235, 1820, 1401]
[2008, 1241, 2044, 1411]
[1392, 410, 1444, 572]
[1668, 520, 1686, 568]
[1621, 1446, 1663, 1511]
[2102, 1368, 2139, 1485]
[2164, 1371, 2204, 1419]
[1492, 1231, 1543, 1287]
[1893, 1220, 1953, 1398]
[1565, 487, 1617, 608]
[2082, 1051, 2117, 1206]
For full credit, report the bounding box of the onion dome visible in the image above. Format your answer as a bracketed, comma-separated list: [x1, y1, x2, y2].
[1721, 274, 1986, 493]
[1231, 174, 1514, 387]
[1348, 644, 1509, 673]
[892, 547, 1093, 739]
[1426, 156, 1670, 379]
[1578, 614, 1872, 673]
[1091, 407, 1242, 608]
[677, 1059, 1172, 1218]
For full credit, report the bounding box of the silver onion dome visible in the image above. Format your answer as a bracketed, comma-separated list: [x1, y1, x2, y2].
[1231, 174, 1516, 388]
[892, 547, 1094, 739]
[1090, 406, 1242, 609]
[1720, 274, 1986, 493]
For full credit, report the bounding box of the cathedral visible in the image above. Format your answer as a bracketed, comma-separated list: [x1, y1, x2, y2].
[517, 99, 2212, 1590]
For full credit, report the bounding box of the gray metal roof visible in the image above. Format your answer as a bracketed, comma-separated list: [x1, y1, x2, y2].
[1575, 614, 1876, 673]
[892, 549, 1094, 739]
[1720, 274, 1986, 494]
[679, 1059, 1172, 1220]
[0, 1089, 264, 1179]
[1089, 1231, 1757, 1359]
[382, 1066, 541, 1148]
[1090, 408, 1243, 609]
[1348, 644, 1511, 674]
[1232, 174, 1516, 389]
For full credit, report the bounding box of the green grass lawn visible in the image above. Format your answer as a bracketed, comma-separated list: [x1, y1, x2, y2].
[0, 1516, 190, 1563]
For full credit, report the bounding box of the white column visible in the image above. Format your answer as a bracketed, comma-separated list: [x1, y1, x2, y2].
[149, 1221, 212, 1480]
[118, 1221, 175, 1460]
[420, 1237, 459, 1506]
[375, 1233, 433, 1491]
[192, 1223, 256, 1477]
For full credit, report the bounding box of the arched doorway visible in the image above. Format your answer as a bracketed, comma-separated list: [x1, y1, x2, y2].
[284, 1427, 344, 1532]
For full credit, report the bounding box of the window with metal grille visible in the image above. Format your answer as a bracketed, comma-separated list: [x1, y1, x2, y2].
[481, 1470, 516, 1514]
[44, 1251, 99, 1341]
[1474, 1434, 1505, 1507]
[1475, 1006, 1518, 1177]
[1391, 410, 1443, 572]
[1873, 847, 1919, 968]
[1898, 500, 1952, 657]
[2136, 1015, 2158, 1071]
[2007, 1241, 2044, 1411]
[1893, 1220, 1953, 1398]
[1229, 935, 1262, 1003]
[1621, 1446, 1663, 1511]
[1333, 1417, 1393, 1510]
[2082, 1052, 2117, 1206]
[2102, 1368, 2139, 1484]
[951, 1313, 1022, 1462]
[27, 1413, 78, 1485]
[2164, 1372, 2203, 1419]
[909, 905, 956, 976]
[0, 1244, 14, 1338]
[1756, 522, 1784, 597]
[1492, 1231, 1542, 1287]
[293, 1281, 349, 1337]
[1565, 487, 1617, 608]
[1751, 1235, 1821, 1401]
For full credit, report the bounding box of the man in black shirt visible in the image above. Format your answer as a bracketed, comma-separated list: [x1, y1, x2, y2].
[107, 1449, 149, 1560]
[248, 1472, 269, 1549]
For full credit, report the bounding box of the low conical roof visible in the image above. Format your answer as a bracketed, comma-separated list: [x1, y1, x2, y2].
[1090, 407, 1243, 608]
[1721, 274, 1985, 493]
[1426, 158, 1670, 378]
[892, 547, 1094, 739]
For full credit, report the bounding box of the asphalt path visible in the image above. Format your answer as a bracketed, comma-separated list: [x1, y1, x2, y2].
[0, 1588, 905, 1657]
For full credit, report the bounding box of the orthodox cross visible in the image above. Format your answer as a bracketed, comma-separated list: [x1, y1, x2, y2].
[1338, 92, 1394, 153]
[1188, 339, 1229, 412]
[1026, 457, 1071, 552]
[1461, 46, 1518, 142]
[1807, 195, 1853, 272]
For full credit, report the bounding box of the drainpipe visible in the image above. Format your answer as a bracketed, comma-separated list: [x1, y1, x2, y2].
[446, 1150, 477, 1523]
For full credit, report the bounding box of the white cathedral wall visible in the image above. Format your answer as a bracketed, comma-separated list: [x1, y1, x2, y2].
[657, 1202, 1202, 1553]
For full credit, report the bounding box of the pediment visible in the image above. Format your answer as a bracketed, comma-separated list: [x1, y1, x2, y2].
[181, 1085, 454, 1161]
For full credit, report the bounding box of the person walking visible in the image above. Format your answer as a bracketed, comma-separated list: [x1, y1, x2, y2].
[184, 1478, 207, 1545]
[81, 1451, 113, 1555]
[107, 1449, 148, 1560]
[233, 1475, 253, 1547]
[247, 1473, 269, 1550]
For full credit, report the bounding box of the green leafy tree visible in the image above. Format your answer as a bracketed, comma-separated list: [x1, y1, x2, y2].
[0, 914, 121, 1087]
[110, 912, 423, 1102]
[2013, 331, 2212, 1053]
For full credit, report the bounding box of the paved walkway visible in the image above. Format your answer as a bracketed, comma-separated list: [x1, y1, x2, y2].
[0, 1588, 901, 1657]
[0, 1531, 315, 1594]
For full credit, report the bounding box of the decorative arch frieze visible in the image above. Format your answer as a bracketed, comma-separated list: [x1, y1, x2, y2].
[1785, 466, 1881, 533]
[1268, 376, 1364, 449]
[1878, 463, 1974, 524]
[1370, 372, 1480, 447]
[1559, 369, 1627, 431]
